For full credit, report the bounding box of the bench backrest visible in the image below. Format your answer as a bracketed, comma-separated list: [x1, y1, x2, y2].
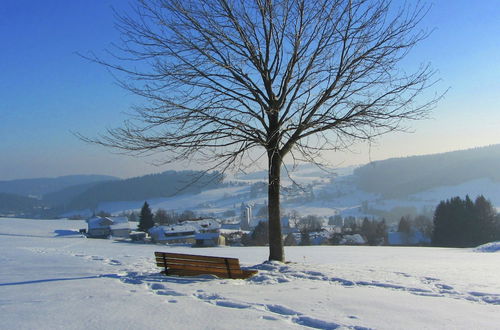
[154, 252, 247, 279]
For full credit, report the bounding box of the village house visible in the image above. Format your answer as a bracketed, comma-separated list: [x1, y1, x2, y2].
[149, 219, 225, 247]
[86, 216, 130, 239]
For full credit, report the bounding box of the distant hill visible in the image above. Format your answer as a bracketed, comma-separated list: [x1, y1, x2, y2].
[0, 193, 42, 215]
[0, 175, 118, 198]
[3, 145, 500, 218]
[60, 170, 224, 211]
[43, 181, 114, 208]
[353, 144, 500, 198]
[0, 171, 224, 217]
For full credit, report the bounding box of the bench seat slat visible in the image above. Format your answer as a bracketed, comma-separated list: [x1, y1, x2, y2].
[155, 256, 240, 267]
[157, 260, 242, 270]
[156, 261, 242, 272]
[155, 252, 239, 264]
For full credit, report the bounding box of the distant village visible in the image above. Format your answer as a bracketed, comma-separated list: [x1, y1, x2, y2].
[82, 201, 432, 248]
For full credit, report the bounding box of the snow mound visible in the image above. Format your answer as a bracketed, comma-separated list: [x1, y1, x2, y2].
[474, 241, 500, 253]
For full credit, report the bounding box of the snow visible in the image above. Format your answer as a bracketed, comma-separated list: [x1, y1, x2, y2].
[1, 218, 499, 330]
[474, 241, 500, 253]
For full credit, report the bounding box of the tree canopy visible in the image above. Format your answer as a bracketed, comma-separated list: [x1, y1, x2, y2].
[84, 0, 441, 261]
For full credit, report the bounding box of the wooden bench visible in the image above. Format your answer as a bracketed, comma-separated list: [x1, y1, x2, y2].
[154, 252, 257, 279]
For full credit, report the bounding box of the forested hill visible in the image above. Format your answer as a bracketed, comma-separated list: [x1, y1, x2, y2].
[353, 144, 500, 198]
[0, 175, 118, 197]
[0, 193, 42, 215]
[58, 170, 224, 211]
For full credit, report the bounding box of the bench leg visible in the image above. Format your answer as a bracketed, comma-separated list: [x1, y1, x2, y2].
[224, 258, 233, 279]
[163, 254, 168, 275]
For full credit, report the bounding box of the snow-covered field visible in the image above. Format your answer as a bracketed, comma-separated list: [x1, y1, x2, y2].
[1, 218, 499, 330]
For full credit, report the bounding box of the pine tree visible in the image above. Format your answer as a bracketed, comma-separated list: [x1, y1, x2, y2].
[138, 201, 154, 233]
[473, 195, 497, 245]
[251, 221, 269, 246]
[375, 219, 388, 245]
[299, 231, 311, 246]
[432, 195, 500, 247]
[361, 218, 376, 245]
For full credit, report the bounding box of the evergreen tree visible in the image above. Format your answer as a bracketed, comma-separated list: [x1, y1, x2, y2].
[375, 219, 388, 245]
[397, 215, 413, 245]
[360, 217, 376, 245]
[432, 195, 500, 247]
[472, 195, 497, 244]
[138, 201, 154, 233]
[251, 221, 269, 246]
[397, 216, 412, 234]
[299, 231, 311, 246]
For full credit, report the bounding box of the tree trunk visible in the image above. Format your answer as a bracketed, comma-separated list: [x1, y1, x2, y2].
[267, 146, 284, 262]
[267, 108, 285, 262]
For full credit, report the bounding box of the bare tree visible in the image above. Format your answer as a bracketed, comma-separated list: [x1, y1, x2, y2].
[82, 0, 441, 261]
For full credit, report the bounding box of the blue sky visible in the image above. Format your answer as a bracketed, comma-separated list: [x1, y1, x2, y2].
[0, 0, 499, 180]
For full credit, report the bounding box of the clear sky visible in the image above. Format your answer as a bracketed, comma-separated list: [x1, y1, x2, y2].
[0, 0, 499, 180]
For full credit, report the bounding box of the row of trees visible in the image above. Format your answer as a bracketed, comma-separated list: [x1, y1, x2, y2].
[432, 195, 500, 247]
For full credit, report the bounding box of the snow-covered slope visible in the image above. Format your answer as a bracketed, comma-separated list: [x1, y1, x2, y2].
[1, 218, 499, 329]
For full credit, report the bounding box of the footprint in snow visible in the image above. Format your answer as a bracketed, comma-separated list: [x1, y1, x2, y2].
[435, 283, 454, 291]
[156, 290, 186, 297]
[195, 291, 366, 329]
[265, 304, 299, 316]
[150, 283, 166, 290]
[468, 291, 500, 305]
[149, 283, 186, 297]
[107, 259, 122, 266]
[395, 272, 411, 278]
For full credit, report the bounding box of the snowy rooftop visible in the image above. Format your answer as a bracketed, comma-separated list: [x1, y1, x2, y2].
[87, 216, 129, 229]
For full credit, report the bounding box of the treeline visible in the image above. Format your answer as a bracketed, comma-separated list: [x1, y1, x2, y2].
[126, 204, 199, 227]
[60, 171, 224, 211]
[0, 193, 43, 216]
[0, 175, 117, 197]
[432, 195, 500, 247]
[0, 171, 224, 217]
[354, 144, 500, 198]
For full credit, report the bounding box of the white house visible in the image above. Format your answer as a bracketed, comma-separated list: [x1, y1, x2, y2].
[149, 219, 225, 247]
[86, 216, 130, 239]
